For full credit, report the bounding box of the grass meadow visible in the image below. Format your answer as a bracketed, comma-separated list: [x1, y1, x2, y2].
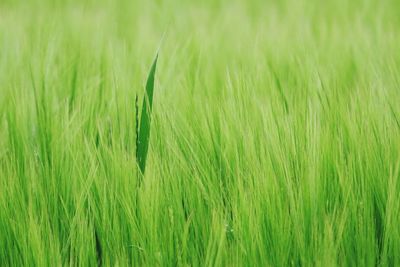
[1, 0, 400, 266]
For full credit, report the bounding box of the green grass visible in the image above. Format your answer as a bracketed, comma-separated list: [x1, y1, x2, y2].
[1, 0, 400, 266]
[137, 53, 158, 175]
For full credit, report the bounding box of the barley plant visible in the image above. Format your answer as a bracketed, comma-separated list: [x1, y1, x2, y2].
[1, 0, 400, 266]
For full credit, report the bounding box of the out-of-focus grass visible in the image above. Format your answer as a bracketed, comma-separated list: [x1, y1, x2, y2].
[1, 0, 400, 266]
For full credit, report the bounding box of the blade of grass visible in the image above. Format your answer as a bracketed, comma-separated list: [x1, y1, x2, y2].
[136, 53, 158, 175]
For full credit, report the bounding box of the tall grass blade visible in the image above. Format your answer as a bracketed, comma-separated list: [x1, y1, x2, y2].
[136, 53, 158, 174]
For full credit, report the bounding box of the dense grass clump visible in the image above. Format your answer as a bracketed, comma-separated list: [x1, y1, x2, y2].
[1, 0, 400, 266]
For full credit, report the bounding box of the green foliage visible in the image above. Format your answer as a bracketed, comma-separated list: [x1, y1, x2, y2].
[1, 0, 400, 266]
[136, 53, 158, 175]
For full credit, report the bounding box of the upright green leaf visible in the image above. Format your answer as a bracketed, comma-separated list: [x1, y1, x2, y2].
[136, 53, 158, 174]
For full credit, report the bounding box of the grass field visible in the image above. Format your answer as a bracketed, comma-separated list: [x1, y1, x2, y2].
[1, 0, 400, 266]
